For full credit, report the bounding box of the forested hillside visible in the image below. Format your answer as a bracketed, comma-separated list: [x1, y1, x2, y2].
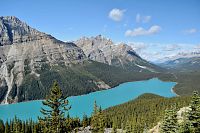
[16, 61, 156, 102]
[102, 93, 191, 132]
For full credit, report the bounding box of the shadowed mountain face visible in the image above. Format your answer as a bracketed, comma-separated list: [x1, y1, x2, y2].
[75, 35, 162, 72]
[0, 16, 160, 104]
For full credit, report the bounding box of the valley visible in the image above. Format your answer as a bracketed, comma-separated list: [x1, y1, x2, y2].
[0, 16, 199, 105]
[0, 4, 200, 132]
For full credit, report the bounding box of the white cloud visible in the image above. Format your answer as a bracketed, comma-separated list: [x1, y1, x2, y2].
[183, 28, 198, 34]
[125, 25, 161, 37]
[127, 42, 200, 63]
[136, 14, 151, 23]
[108, 8, 126, 21]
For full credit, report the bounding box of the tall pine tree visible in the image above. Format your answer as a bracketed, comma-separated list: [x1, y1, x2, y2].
[187, 91, 200, 132]
[38, 81, 71, 133]
[160, 105, 178, 133]
[91, 100, 106, 133]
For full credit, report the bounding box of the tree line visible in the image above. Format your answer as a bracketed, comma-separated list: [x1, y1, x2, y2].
[0, 81, 199, 133]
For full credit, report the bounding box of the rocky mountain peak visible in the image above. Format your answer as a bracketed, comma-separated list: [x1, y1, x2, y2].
[0, 16, 48, 46]
[75, 35, 155, 70]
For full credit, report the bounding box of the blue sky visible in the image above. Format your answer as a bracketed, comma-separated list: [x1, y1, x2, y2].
[1, 0, 200, 62]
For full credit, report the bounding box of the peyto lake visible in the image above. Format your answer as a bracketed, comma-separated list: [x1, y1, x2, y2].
[0, 78, 176, 122]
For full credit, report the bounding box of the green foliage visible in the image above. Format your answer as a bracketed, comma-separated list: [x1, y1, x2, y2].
[186, 91, 200, 132]
[160, 106, 178, 133]
[65, 115, 81, 132]
[102, 93, 191, 133]
[82, 114, 90, 127]
[160, 91, 200, 133]
[91, 100, 106, 133]
[0, 117, 40, 133]
[0, 92, 199, 133]
[82, 61, 155, 87]
[0, 119, 5, 133]
[38, 81, 71, 133]
[159, 71, 200, 96]
[17, 61, 157, 102]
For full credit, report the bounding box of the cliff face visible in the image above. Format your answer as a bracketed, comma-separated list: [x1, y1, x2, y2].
[0, 16, 86, 104]
[75, 35, 159, 72]
[0, 16, 46, 46]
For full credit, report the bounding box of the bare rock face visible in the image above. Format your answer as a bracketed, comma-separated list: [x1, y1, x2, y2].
[0, 16, 47, 46]
[75, 35, 158, 71]
[75, 35, 140, 65]
[0, 16, 86, 104]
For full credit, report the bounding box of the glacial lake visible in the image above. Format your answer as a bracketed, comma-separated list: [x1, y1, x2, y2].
[0, 78, 176, 122]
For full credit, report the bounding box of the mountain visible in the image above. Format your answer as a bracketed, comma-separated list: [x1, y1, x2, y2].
[75, 35, 162, 72]
[160, 52, 200, 71]
[0, 16, 88, 104]
[0, 16, 159, 104]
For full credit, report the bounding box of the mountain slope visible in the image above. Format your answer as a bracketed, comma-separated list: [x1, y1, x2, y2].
[161, 57, 200, 72]
[75, 35, 162, 72]
[0, 16, 88, 104]
[0, 16, 159, 104]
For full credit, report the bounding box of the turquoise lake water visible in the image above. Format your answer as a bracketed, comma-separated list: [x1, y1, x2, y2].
[0, 78, 176, 122]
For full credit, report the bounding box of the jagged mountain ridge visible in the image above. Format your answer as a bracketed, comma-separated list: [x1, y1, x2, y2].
[75, 35, 161, 72]
[0, 16, 47, 46]
[0, 16, 160, 104]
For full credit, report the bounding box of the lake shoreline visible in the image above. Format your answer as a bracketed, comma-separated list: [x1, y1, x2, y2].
[171, 85, 180, 97]
[0, 77, 176, 106]
[0, 78, 176, 122]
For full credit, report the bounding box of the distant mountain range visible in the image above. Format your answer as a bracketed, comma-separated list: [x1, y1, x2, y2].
[159, 52, 200, 71]
[0, 16, 161, 104]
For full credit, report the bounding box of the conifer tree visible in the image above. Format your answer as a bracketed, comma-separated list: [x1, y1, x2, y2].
[4, 121, 9, 133]
[160, 105, 178, 133]
[65, 114, 73, 132]
[38, 81, 71, 133]
[82, 113, 89, 128]
[98, 108, 106, 133]
[187, 91, 200, 132]
[91, 100, 99, 132]
[0, 119, 5, 133]
[178, 116, 191, 133]
[91, 100, 106, 133]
